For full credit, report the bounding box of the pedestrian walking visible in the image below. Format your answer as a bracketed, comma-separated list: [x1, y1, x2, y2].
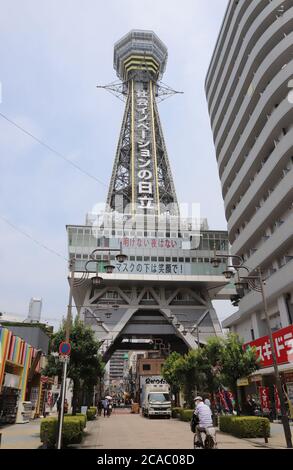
[102, 398, 109, 417]
[64, 399, 68, 414]
[57, 396, 62, 413]
[107, 401, 112, 417]
[98, 399, 103, 416]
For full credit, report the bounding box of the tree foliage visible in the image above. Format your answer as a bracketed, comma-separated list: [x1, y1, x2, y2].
[42, 317, 105, 412]
[218, 333, 259, 412]
[161, 352, 182, 389]
[161, 333, 259, 412]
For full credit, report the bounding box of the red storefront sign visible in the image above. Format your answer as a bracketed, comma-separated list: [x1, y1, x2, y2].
[244, 325, 293, 368]
[259, 386, 270, 413]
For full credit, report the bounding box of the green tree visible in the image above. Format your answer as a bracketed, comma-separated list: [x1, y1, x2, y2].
[219, 333, 259, 414]
[162, 350, 205, 407]
[194, 337, 224, 408]
[181, 349, 204, 406]
[161, 352, 182, 405]
[43, 317, 105, 414]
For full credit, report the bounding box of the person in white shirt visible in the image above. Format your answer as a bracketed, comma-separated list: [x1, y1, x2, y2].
[193, 396, 213, 446]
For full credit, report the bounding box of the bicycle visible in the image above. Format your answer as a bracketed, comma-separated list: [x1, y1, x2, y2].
[193, 426, 217, 449]
[191, 414, 217, 449]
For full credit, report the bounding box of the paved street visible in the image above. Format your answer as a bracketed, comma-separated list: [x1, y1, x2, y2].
[0, 410, 292, 449]
[79, 410, 288, 450]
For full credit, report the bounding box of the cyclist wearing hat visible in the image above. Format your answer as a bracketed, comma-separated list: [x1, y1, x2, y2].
[193, 396, 213, 446]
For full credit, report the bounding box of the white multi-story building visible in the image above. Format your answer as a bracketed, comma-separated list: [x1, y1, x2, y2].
[205, 0, 293, 342]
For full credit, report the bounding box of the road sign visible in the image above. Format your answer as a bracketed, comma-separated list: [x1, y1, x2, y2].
[59, 342, 71, 356]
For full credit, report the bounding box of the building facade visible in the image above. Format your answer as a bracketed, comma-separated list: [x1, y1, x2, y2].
[205, 0, 293, 342]
[0, 326, 46, 424]
[109, 350, 127, 381]
[135, 352, 166, 404]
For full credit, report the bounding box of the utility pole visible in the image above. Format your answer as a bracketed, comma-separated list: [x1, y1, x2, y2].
[57, 259, 75, 450]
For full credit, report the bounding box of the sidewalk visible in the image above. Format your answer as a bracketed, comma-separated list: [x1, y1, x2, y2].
[240, 422, 293, 449]
[0, 419, 41, 449]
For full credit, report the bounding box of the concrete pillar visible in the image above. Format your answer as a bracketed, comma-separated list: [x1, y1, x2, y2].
[208, 304, 223, 336]
[277, 295, 290, 328]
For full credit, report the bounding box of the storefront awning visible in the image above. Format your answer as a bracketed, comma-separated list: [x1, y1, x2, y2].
[250, 363, 293, 376]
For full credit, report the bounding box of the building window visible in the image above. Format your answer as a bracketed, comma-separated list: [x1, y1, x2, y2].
[250, 329, 255, 341]
[142, 364, 151, 371]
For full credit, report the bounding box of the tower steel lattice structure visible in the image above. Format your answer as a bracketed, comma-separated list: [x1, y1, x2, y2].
[106, 30, 179, 217]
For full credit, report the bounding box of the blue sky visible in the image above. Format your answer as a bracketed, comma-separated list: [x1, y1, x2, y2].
[0, 0, 236, 328]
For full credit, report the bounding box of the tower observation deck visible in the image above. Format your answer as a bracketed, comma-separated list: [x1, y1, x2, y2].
[67, 30, 232, 362]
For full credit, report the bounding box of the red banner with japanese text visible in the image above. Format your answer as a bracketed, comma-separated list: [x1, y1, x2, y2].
[259, 386, 270, 414]
[274, 385, 281, 415]
[244, 325, 293, 368]
[217, 390, 228, 411]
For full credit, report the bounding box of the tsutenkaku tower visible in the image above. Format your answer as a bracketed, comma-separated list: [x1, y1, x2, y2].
[107, 30, 179, 216]
[67, 29, 230, 364]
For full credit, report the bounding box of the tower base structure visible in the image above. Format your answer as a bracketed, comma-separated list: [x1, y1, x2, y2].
[67, 215, 232, 361]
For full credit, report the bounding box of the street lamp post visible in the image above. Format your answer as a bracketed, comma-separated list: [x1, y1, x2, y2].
[211, 252, 293, 448]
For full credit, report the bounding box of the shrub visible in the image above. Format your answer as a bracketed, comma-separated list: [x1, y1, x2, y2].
[76, 413, 87, 429]
[219, 415, 270, 438]
[40, 418, 57, 448]
[40, 415, 85, 448]
[219, 415, 234, 434]
[66, 413, 87, 430]
[86, 407, 97, 420]
[62, 418, 84, 445]
[172, 407, 182, 418]
[179, 409, 194, 422]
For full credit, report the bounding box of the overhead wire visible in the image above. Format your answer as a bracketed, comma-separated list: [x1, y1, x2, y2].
[0, 108, 109, 260]
[0, 111, 108, 187]
[0, 214, 68, 261]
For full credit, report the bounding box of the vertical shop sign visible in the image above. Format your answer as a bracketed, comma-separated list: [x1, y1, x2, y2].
[274, 385, 281, 416]
[259, 386, 270, 414]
